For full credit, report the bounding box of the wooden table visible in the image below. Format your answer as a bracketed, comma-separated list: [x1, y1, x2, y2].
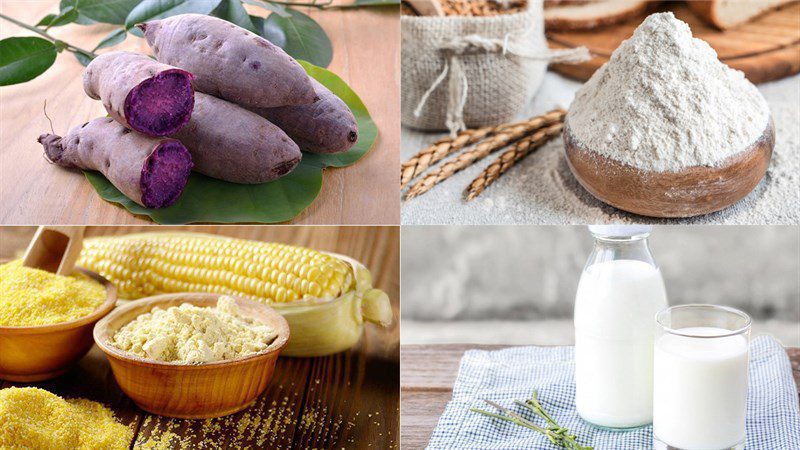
[401, 344, 800, 450]
[0, 1, 399, 225]
[0, 226, 399, 448]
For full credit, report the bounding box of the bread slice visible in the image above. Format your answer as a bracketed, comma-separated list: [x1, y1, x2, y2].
[545, 0, 655, 31]
[687, 0, 797, 30]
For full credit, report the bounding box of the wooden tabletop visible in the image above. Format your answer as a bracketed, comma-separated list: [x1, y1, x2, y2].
[0, 226, 399, 449]
[0, 1, 399, 225]
[401, 344, 800, 450]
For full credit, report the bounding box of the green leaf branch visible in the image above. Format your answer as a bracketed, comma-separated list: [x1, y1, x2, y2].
[471, 391, 593, 450]
[0, 12, 98, 59]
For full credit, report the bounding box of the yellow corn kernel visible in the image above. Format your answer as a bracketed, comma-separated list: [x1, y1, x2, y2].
[78, 233, 354, 303]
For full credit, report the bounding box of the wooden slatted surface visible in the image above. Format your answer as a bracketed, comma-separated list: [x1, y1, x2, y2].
[0, 226, 399, 449]
[0, 1, 400, 225]
[401, 344, 800, 450]
[548, 2, 800, 84]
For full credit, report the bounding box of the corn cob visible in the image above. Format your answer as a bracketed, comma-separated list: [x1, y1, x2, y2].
[77, 233, 354, 304]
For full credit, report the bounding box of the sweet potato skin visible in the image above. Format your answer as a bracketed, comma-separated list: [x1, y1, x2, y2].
[172, 93, 302, 183]
[83, 51, 195, 137]
[140, 14, 317, 108]
[256, 79, 359, 154]
[38, 117, 193, 208]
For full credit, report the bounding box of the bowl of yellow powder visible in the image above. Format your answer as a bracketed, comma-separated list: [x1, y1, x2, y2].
[0, 260, 117, 382]
[93, 292, 290, 419]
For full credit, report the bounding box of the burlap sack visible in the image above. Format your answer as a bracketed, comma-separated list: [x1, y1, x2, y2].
[402, 1, 587, 134]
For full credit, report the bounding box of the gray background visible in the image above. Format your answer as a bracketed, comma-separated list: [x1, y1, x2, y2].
[401, 226, 800, 346]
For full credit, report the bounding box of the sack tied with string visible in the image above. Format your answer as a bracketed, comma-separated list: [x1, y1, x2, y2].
[401, 1, 588, 135]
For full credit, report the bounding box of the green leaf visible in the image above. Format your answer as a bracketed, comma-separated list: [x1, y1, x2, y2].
[41, 6, 79, 28]
[73, 50, 94, 67]
[212, 0, 256, 32]
[125, 0, 223, 35]
[77, 0, 144, 25]
[60, 0, 98, 25]
[250, 15, 284, 47]
[257, 8, 332, 68]
[242, 0, 290, 17]
[85, 62, 377, 223]
[93, 28, 128, 51]
[85, 164, 323, 224]
[0, 37, 57, 86]
[36, 14, 58, 26]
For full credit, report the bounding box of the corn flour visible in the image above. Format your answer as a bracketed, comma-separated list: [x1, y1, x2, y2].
[111, 296, 277, 364]
[566, 12, 770, 172]
[0, 387, 132, 450]
[0, 260, 106, 326]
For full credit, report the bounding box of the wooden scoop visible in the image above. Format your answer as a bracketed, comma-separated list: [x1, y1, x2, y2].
[22, 226, 85, 275]
[563, 119, 775, 218]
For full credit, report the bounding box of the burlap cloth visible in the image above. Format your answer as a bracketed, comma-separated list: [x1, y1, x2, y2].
[401, 1, 587, 135]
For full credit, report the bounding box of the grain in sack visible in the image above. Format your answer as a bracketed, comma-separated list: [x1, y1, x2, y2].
[401, 0, 588, 135]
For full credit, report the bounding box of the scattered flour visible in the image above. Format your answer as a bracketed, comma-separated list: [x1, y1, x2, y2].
[111, 296, 277, 364]
[566, 12, 770, 172]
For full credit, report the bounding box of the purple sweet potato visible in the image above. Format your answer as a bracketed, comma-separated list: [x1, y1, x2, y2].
[83, 51, 195, 137]
[38, 117, 193, 209]
[172, 93, 301, 183]
[255, 79, 359, 154]
[138, 14, 316, 108]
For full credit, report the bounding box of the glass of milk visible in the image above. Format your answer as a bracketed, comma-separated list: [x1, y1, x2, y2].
[574, 225, 668, 429]
[653, 304, 751, 450]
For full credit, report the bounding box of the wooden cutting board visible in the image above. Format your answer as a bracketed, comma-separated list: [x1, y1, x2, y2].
[547, 2, 800, 84]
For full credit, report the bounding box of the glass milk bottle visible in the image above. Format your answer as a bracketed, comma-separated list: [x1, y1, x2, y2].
[574, 225, 668, 429]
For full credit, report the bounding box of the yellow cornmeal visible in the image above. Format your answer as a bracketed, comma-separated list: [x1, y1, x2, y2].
[111, 296, 278, 364]
[0, 387, 133, 450]
[0, 260, 106, 326]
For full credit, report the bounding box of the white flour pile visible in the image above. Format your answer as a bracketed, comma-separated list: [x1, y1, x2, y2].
[566, 12, 770, 172]
[111, 296, 277, 364]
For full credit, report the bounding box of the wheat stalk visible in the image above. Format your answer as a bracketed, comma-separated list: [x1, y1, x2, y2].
[400, 126, 494, 188]
[401, 108, 566, 192]
[404, 124, 532, 200]
[466, 122, 564, 201]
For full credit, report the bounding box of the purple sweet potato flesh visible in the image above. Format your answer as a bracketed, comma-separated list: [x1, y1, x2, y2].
[140, 14, 317, 108]
[125, 69, 195, 136]
[171, 92, 301, 184]
[140, 140, 194, 208]
[256, 79, 358, 154]
[83, 52, 195, 137]
[38, 117, 193, 209]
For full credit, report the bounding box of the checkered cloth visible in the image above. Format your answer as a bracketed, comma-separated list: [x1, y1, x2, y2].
[427, 335, 800, 449]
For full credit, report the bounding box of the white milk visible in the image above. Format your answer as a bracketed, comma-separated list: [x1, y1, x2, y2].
[574, 259, 667, 428]
[654, 327, 749, 450]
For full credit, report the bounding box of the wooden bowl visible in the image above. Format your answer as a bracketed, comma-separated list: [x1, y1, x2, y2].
[0, 265, 117, 382]
[93, 293, 290, 419]
[563, 119, 775, 218]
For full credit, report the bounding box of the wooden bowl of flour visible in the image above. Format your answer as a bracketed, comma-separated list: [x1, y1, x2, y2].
[94, 293, 290, 419]
[0, 265, 116, 382]
[563, 119, 775, 218]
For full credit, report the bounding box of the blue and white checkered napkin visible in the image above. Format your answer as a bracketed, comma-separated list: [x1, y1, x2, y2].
[427, 335, 800, 450]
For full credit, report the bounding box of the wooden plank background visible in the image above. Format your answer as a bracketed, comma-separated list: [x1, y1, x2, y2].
[401, 344, 800, 450]
[0, 1, 400, 225]
[0, 226, 399, 449]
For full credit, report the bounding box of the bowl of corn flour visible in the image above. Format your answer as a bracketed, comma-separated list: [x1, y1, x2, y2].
[563, 12, 773, 218]
[94, 293, 290, 418]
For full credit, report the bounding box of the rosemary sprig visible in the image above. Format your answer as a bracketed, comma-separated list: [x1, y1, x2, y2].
[470, 390, 592, 450]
